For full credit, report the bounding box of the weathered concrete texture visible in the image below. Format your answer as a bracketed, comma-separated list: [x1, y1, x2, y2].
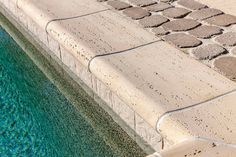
[189, 25, 222, 39]
[154, 139, 236, 157]
[162, 19, 200, 31]
[139, 15, 169, 28]
[178, 0, 207, 10]
[145, 2, 173, 12]
[188, 8, 223, 20]
[90, 41, 236, 129]
[164, 33, 202, 48]
[192, 44, 227, 60]
[205, 14, 236, 27]
[135, 113, 162, 151]
[215, 32, 236, 47]
[17, 0, 108, 28]
[158, 92, 236, 146]
[46, 10, 157, 66]
[162, 7, 191, 18]
[214, 57, 236, 80]
[123, 7, 151, 19]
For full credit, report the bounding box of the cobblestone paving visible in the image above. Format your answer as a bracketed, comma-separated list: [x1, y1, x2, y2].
[98, 0, 236, 81]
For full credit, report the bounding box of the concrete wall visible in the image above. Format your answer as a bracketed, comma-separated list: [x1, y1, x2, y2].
[0, 1, 161, 154]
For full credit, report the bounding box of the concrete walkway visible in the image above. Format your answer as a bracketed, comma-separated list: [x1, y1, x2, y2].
[1, 0, 236, 156]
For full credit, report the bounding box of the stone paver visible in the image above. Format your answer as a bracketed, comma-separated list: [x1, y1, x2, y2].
[163, 19, 200, 31]
[107, 1, 131, 10]
[178, 0, 207, 10]
[139, 15, 169, 28]
[192, 44, 227, 60]
[214, 56, 236, 80]
[128, 0, 156, 7]
[205, 14, 236, 26]
[189, 25, 222, 39]
[215, 32, 236, 47]
[152, 27, 169, 36]
[162, 7, 191, 18]
[145, 2, 173, 12]
[123, 7, 151, 20]
[164, 33, 202, 48]
[188, 8, 223, 20]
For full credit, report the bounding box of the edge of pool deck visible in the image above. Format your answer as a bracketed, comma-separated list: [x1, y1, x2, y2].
[1, 0, 236, 156]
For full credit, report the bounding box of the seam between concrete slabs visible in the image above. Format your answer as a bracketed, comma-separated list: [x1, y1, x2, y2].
[156, 88, 236, 148]
[44, 9, 110, 33]
[149, 137, 236, 157]
[87, 39, 161, 72]
[43, 8, 161, 71]
[16, 0, 19, 8]
[181, 137, 236, 148]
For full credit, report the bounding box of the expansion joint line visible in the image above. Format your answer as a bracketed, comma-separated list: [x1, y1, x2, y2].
[151, 137, 236, 157]
[16, 0, 19, 8]
[155, 88, 236, 149]
[44, 9, 110, 33]
[182, 137, 236, 148]
[88, 40, 161, 72]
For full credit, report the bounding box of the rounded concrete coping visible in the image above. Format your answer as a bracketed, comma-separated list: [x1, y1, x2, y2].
[149, 138, 236, 157]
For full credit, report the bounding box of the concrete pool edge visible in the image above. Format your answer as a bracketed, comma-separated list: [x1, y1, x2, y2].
[0, 12, 148, 156]
[2, 0, 236, 156]
[0, 1, 158, 155]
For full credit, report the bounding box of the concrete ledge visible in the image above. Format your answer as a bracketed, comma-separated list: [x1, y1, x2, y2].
[90, 40, 236, 129]
[158, 91, 236, 145]
[148, 138, 236, 157]
[0, 0, 161, 153]
[1, 0, 236, 155]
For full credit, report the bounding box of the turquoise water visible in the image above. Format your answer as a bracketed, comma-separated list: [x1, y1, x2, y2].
[0, 23, 145, 157]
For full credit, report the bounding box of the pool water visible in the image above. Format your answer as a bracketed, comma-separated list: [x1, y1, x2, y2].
[0, 19, 145, 157]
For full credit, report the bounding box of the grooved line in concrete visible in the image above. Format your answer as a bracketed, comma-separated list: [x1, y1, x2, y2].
[16, 0, 19, 8]
[156, 136, 236, 156]
[45, 9, 110, 33]
[88, 40, 161, 72]
[191, 136, 236, 148]
[156, 88, 236, 140]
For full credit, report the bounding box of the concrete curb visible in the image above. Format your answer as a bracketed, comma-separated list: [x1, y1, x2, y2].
[0, 0, 161, 153]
